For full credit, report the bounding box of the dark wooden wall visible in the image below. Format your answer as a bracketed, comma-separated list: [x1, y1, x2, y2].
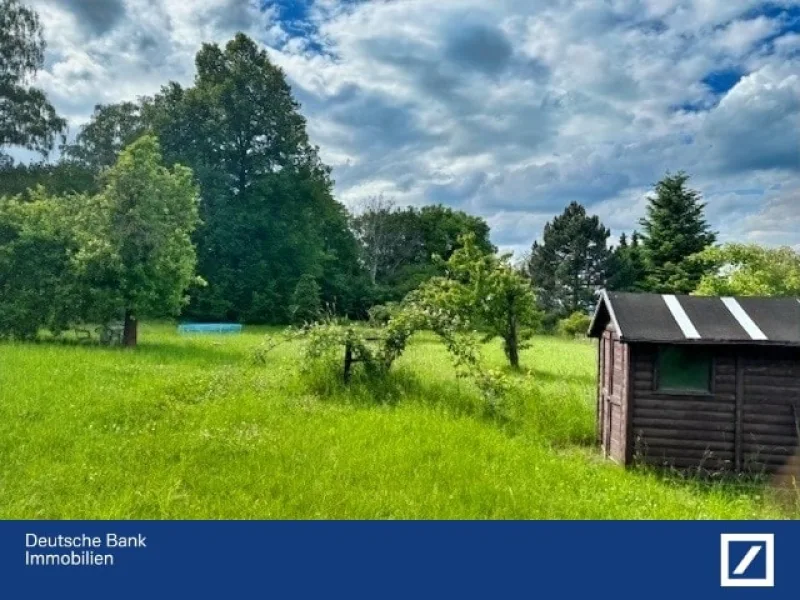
[629, 345, 736, 470]
[623, 344, 800, 476]
[740, 347, 800, 476]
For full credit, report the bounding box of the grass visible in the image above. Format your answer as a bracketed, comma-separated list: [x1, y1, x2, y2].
[0, 323, 794, 519]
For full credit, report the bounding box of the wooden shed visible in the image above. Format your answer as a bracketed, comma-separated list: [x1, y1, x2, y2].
[588, 291, 800, 475]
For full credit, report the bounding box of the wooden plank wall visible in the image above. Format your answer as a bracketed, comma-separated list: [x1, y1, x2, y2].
[601, 328, 629, 464]
[740, 348, 800, 475]
[630, 345, 736, 470]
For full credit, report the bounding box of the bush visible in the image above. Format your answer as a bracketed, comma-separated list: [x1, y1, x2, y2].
[557, 312, 592, 338]
[367, 302, 399, 326]
[290, 274, 322, 324]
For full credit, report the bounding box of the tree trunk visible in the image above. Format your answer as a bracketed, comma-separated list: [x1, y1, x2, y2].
[123, 309, 138, 347]
[505, 333, 520, 369]
[505, 294, 520, 369]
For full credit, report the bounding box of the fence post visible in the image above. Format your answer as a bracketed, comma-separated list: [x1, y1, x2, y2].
[343, 341, 353, 383]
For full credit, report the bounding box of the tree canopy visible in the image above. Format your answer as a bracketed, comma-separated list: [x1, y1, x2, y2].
[0, 0, 66, 159]
[0, 135, 199, 344]
[351, 197, 494, 304]
[66, 33, 370, 323]
[693, 243, 800, 297]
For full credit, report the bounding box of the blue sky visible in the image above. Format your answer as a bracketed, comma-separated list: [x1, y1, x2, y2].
[22, 0, 800, 254]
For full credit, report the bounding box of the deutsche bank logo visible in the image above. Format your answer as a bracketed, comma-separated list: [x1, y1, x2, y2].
[720, 534, 774, 587]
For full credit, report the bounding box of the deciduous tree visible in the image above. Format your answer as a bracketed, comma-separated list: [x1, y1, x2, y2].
[420, 234, 539, 369]
[693, 243, 800, 297]
[74, 135, 200, 346]
[0, 0, 66, 158]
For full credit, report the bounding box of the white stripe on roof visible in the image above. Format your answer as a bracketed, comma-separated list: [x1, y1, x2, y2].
[662, 294, 701, 339]
[721, 297, 768, 341]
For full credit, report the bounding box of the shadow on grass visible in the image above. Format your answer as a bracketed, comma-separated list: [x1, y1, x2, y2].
[511, 366, 595, 387]
[301, 360, 511, 425]
[13, 333, 249, 366]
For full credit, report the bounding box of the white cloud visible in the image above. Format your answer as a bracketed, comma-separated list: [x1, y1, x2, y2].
[11, 0, 800, 252]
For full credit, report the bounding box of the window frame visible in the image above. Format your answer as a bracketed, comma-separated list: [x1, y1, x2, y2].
[654, 345, 714, 396]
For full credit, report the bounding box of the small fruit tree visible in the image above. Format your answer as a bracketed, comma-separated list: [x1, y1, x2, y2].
[300, 296, 508, 409]
[418, 233, 539, 369]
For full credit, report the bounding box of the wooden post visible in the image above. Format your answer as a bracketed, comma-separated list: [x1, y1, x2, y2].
[343, 341, 353, 383]
[734, 354, 744, 472]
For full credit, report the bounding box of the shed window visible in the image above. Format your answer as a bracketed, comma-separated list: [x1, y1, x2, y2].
[656, 347, 711, 393]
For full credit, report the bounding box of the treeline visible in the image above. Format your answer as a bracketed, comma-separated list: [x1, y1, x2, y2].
[527, 172, 716, 329]
[3, 0, 798, 342]
[1, 10, 491, 325]
[526, 172, 800, 331]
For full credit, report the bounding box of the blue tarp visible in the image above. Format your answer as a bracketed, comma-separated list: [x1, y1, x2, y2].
[177, 323, 243, 334]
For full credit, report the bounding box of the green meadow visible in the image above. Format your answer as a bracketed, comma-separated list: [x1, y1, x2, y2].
[0, 325, 793, 519]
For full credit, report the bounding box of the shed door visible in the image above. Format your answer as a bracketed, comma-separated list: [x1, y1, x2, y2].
[600, 334, 615, 455]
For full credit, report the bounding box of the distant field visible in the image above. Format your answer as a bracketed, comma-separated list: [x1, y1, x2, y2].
[0, 324, 793, 519]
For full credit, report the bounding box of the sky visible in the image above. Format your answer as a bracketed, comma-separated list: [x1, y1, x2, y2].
[18, 0, 800, 255]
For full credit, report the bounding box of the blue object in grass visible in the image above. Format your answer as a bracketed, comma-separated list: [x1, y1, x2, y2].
[178, 323, 243, 334]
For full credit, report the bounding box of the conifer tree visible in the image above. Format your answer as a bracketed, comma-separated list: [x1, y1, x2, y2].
[527, 202, 611, 321]
[608, 231, 647, 291]
[639, 173, 716, 293]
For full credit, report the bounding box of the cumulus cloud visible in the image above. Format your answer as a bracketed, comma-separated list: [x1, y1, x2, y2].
[15, 0, 800, 252]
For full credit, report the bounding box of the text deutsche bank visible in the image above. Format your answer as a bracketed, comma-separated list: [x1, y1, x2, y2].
[24, 533, 147, 567]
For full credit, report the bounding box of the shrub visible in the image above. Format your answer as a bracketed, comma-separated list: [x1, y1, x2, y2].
[367, 302, 399, 326]
[290, 274, 322, 324]
[557, 312, 592, 338]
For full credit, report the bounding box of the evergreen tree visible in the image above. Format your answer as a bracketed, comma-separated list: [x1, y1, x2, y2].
[639, 172, 716, 293]
[608, 231, 647, 291]
[527, 202, 611, 322]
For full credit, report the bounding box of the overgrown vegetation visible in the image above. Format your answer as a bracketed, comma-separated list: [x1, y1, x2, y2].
[0, 324, 792, 519]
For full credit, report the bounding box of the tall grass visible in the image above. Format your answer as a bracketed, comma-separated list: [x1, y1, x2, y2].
[0, 323, 791, 519]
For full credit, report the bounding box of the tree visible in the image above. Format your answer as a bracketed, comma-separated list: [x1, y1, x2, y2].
[417, 204, 494, 261]
[74, 135, 200, 346]
[62, 102, 146, 170]
[290, 274, 322, 324]
[607, 231, 647, 292]
[527, 202, 611, 323]
[693, 244, 800, 297]
[639, 172, 716, 293]
[0, 0, 66, 158]
[0, 188, 79, 339]
[351, 199, 494, 305]
[557, 312, 592, 338]
[351, 196, 424, 285]
[420, 233, 539, 369]
[0, 161, 98, 198]
[144, 34, 365, 322]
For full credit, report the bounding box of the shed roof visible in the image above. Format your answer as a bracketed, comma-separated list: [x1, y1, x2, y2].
[587, 291, 800, 346]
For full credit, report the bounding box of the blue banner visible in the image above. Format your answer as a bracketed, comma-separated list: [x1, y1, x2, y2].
[0, 521, 794, 598]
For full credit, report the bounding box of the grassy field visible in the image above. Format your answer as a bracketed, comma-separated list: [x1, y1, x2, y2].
[0, 323, 794, 519]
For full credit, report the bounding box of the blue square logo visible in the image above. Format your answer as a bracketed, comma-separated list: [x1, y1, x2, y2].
[720, 534, 774, 587]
